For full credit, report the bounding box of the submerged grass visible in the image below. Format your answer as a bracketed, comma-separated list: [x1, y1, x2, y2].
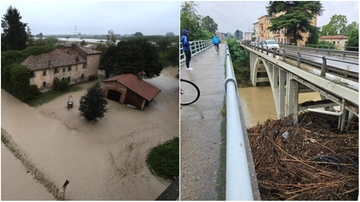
[146, 137, 179, 181]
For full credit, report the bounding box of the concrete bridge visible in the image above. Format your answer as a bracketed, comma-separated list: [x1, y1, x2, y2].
[180, 40, 359, 200]
[243, 45, 359, 131]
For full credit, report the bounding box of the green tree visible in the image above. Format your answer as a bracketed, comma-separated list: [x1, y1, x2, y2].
[201, 15, 218, 34]
[165, 32, 175, 37]
[44, 37, 59, 46]
[306, 26, 320, 45]
[26, 26, 34, 46]
[321, 14, 348, 36]
[180, 1, 204, 40]
[267, 1, 323, 45]
[79, 81, 107, 121]
[134, 32, 143, 37]
[202, 29, 213, 39]
[345, 28, 359, 51]
[80, 40, 87, 46]
[1, 6, 29, 51]
[101, 39, 163, 78]
[36, 32, 43, 38]
[346, 21, 359, 37]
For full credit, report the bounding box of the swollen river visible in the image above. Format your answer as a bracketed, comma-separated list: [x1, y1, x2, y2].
[238, 86, 322, 128]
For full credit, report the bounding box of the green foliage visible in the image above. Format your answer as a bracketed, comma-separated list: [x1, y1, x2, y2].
[202, 29, 213, 40]
[180, 1, 206, 40]
[345, 28, 359, 51]
[1, 6, 29, 51]
[53, 77, 69, 91]
[9, 64, 35, 102]
[201, 15, 218, 34]
[321, 14, 348, 36]
[306, 26, 320, 45]
[43, 37, 59, 46]
[134, 32, 143, 37]
[146, 137, 179, 180]
[80, 40, 87, 46]
[227, 38, 251, 86]
[317, 41, 336, 49]
[101, 39, 163, 78]
[267, 1, 323, 44]
[88, 75, 98, 81]
[346, 22, 359, 37]
[79, 82, 107, 121]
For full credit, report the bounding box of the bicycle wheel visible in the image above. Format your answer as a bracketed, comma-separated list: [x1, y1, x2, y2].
[180, 78, 200, 105]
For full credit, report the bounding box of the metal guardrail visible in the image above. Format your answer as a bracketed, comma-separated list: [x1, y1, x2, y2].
[180, 40, 213, 64]
[279, 44, 359, 59]
[224, 43, 254, 200]
[247, 44, 359, 81]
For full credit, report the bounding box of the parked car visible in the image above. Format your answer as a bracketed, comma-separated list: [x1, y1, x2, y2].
[263, 39, 280, 52]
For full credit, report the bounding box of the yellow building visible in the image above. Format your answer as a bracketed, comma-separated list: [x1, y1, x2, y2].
[21, 44, 101, 92]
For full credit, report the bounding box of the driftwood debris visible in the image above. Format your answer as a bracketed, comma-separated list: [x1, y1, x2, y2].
[248, 112, 358, 200]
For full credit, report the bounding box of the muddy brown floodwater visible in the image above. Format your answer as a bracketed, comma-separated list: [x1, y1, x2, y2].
[238, 86, 321, 128]
[1, 67, 179, 200]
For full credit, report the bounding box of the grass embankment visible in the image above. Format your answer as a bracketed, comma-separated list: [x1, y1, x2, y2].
[27, 83, 85, 107]
[146, 137, 179, 181]
[216, 98, 226, 200]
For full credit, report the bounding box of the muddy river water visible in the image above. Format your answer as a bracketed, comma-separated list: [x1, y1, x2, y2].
[238, 86, 322, 128]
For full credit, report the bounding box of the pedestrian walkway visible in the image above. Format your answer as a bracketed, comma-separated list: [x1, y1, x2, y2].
[180, 43, 226, 200]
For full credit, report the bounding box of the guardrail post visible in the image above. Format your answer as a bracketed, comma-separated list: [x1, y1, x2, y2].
[342, 52, 346, 59]
[320, 56, 326, 77]
[297, 52, 301, 67]
[282, 49, 286, 61]
[261, 46, 263, 53]
[266, 47, 269, 55]
[273, 49, 276, 58]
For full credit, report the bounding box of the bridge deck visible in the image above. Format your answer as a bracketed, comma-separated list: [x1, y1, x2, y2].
[180, 43, 225, 200]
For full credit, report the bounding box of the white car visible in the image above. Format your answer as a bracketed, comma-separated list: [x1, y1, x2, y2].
[263, 40, 280, 52]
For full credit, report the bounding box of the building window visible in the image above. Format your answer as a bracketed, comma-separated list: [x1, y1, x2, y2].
[333, 41, 335, 45]
[68, 77, 71, 81]
[63, 67, 66, 72]
[42, 82, 46, 88]
[83, 63, 87, 69]
[68, 65, 71, 71]
[55, 67, 59, 73]
[31, 71, 36, 77]
[42, 70, 46, 76]
[81, 74, 84, 79]
[337, 41, 339, 44]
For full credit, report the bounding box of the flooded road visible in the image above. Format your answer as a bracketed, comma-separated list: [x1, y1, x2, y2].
[238, 86, 322, 128]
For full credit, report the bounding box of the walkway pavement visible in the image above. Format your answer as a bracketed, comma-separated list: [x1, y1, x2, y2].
[180, 43, 225, 200]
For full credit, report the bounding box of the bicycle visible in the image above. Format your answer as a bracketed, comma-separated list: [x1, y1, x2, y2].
[180, 78, 200, 105]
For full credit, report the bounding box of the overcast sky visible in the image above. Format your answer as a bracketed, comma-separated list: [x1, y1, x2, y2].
[194, 1, 359, 34]
[1, 1, 180, 36]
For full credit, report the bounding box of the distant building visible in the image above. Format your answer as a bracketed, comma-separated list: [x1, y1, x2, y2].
[319, 35, 349, 50]
[243, 32, 252, 41]
[21, 44, 101, 92]
[234, 30, 243, 40]
[253, 22, 260, 42]
[102, 73, 161, 110]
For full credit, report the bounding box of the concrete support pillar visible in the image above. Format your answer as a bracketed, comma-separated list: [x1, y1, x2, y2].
[286, 74, 299, 125]
[340, 109, 349, 131]
[273, 65, 279, 87]
[279, 70, 286, 118]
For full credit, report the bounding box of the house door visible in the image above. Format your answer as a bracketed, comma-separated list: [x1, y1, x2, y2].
[107, 90, 121, 102]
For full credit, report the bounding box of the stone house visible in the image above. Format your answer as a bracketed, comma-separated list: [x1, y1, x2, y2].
[319, 35, 349, 50]
[21, 44, 101, 92]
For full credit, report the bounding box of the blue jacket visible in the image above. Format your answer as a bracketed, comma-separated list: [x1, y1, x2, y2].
[212, 36, 219, 44]
[181, 29, 190, 51]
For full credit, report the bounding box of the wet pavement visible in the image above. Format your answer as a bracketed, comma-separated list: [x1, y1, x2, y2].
[180, 44, 225, 200]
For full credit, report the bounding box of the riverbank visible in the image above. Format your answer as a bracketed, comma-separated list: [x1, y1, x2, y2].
[1, 67, 179, 200]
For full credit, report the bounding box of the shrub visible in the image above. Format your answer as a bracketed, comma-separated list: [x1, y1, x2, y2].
[88, 75, 97, 81]
[53, 78, 69, 91]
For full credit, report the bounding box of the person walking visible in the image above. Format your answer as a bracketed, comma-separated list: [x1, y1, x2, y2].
[181, 29, 193, 70]
[212, 35, 220, 52]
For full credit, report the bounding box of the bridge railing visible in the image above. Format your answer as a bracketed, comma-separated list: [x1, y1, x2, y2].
[279, 44, 359, 59]
[224, 43, 256, 200]
[180, 40, 213, 64]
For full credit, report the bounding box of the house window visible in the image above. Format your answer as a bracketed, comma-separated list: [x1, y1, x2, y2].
[42, 70, 46, 76]
[81, 74, 84, 79]
[333, 41, 335, 45]
[42, 81, 46, 88]
[337, 41, 339, 44]
[63, 67, 66, 72]
[68, 77, 71, 81]
[68, 65, 71, 71]
[31, 71, 36, 77]
[83, 63, 87, 69]
[55, 67, 59, 73]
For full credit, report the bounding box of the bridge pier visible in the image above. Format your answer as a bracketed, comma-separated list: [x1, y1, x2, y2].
[286, 74, 299, 124]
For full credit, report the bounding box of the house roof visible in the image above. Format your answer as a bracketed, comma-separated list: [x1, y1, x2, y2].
[21, 48, 86, 71]
[76, 45, 102, 55]
[319, 35, 349, 40]
[103, 74, 161, 101]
